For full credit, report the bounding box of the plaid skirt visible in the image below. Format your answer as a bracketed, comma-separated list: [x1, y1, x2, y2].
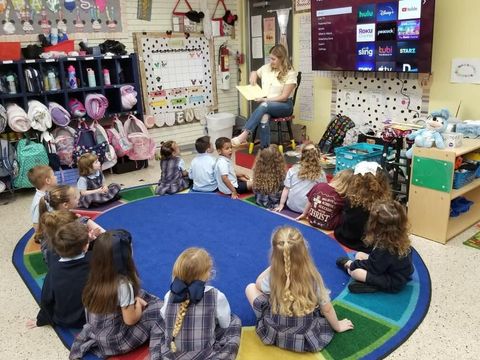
[149, 314, 242, 360]
[253, 294, 334, 353]
[78, 183, 121, 208]
[155, 177, 190, 196]
[69, 291, 162, 359]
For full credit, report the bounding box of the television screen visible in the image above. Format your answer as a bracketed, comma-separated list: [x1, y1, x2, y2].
[311, 0, 435, 72]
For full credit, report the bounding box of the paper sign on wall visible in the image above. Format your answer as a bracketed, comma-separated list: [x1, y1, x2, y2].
[451, 58, 480, 84]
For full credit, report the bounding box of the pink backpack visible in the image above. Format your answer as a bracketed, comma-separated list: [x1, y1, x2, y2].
[106, 117, 133, 158]
[124, 114, 156, 161]
[90, 121, 117, 170]
[52, 126, 76, 167]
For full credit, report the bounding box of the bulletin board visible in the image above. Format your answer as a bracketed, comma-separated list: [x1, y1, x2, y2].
[0, 0, 122, 36]
[134, 32, 217, 127]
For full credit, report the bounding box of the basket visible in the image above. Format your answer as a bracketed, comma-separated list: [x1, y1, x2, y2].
[55, 167, 79, 186]
[453, 170, 476, 189]
[334, 143, 384, 172]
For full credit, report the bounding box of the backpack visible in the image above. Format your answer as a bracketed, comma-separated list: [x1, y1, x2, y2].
[49, 102, 71, 127]
[91, 120, 117, 170]
[52, 126, 76, 167]
[106, 117, 132, 157]
[73, 121, 108, 164]
[318, 114, 355, 154]
[13, 138, 49, 189]
[124, 114, 156, 161]
[0, 138, 17, 178]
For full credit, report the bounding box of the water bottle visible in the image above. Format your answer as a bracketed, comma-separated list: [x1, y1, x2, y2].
[67, 65, 78, 89]
[103, 68, 111, 86]
[87, 68, 96, 87]
[6, 75, 16, 94]
[50, 28, 58, 46]
[48, 71, 57, 91]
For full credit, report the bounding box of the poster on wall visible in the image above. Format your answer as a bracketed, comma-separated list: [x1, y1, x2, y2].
[294, 0, 311, 13]
[263, 17, 275, 58]
[451, 58, 480, 84]
[0, 0, 123, 37]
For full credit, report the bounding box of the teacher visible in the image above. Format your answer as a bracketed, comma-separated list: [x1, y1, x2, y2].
[232, 44, 297, 149]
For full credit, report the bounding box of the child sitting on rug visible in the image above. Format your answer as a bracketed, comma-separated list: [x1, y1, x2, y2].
[155, 140, 190, 195]
[252, 144, 286, 209]
[28, 165, 57, 234]
[296, 169, 353, 230]
[37, 185, 104, 261]
[245, 226, 353, 352]
[69, 230, 163, 359]
[274, 144, 326, 213]
[188, 136, 217, 192]
[149, 247, 241, 360]
[336, 200, 414, 293]
[334, 161, 391, 253]
[77, 153, 121, 208]
[214, 137, 252, 199]
[27, 222, 91, 329]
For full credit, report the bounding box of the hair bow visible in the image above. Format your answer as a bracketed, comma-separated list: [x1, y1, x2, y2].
[354, 161, 382, 176]
[111, 229, 133, 275]
[170, 278, 205, 304]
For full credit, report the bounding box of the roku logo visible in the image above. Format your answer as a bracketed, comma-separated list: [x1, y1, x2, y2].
[359, 10, 374, 18]
[358, 47, 374, 56]
[359, 29, 373, 34]
[379, 46, 393, 54]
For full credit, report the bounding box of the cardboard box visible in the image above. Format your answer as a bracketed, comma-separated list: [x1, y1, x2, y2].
[442, 132, 463, 148]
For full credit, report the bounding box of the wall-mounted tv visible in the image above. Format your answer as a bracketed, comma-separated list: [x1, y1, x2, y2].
[311, 0, 435, 73]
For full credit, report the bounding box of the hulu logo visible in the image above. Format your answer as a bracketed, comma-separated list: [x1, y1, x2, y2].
[358, 9, 373, 18]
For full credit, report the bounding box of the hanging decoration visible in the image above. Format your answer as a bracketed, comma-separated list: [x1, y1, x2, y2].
[274, 8, 290, 55]
[137, 0, 152, 21]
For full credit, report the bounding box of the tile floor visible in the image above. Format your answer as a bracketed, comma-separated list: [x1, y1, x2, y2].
[0, 153, 478, 359]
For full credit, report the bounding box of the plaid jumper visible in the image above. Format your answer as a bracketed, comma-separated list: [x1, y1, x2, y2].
[253, 293, 334, 352]
[78, 172, 121, 208]
[69, 290, 162, 359]
[155, 157, 190, 195]
[149, 287, 241, 360]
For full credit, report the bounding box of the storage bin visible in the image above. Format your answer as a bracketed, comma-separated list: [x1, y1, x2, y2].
[453, 170, 476, 189]
[0, 42, 21, 60]
[44, 40, 75, 54]
[55, 168, 79, 186]
[206, 112, 235, 143]
[334, 143, 384, 172]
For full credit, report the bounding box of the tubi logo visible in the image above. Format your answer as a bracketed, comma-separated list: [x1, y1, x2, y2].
[357, 4, 376, 22]
[377, 2, 398, 22]
[376, 42, 396, 59]
[398, 0, 422, 20]
[376, 21, 397, 41]
[357, 43, 375, 60]
[357, 23, 376, 42]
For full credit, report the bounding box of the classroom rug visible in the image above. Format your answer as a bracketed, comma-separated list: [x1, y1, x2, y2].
[463, 230, 480, 250]
[13, 186, 431, 360]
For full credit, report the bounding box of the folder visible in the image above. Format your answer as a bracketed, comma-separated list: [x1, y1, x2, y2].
[236, 85, 268, 101]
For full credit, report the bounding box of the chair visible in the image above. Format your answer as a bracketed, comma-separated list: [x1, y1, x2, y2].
[249, 71, 302, 154]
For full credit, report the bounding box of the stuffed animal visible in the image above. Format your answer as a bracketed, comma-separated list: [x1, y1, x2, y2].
[405, 109, 451, 158]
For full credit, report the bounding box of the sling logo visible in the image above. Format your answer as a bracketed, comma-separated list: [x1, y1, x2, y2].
[398, 0, 422, 20]
[357, 4, 375, 22]
[358, 47, 373, 56]
[377, 2, 398, 22]
[357, 23, 376, 42]
[357, 43, 375, 60]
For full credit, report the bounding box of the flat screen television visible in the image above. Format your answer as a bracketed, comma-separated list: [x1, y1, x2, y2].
[311, 0, 435, 72]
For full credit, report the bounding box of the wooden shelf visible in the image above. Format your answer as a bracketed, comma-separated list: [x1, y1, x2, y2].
[447, 191, 480, 240]
[451, 177, 480, 198]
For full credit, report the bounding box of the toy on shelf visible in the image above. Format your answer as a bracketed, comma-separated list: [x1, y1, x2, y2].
[406, 109, 451, 158]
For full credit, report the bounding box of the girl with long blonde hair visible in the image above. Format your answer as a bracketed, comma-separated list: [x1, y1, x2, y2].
[334, 161, 392, 252]
[337, 200, 413, 293]
[69, 230, 163, 359]
[149, 248, 241, 360]
[274, 144, 326, 213]
[252, 144, 286, 209]
[245, 226, 353, 352]
[231, 44, 297, 148]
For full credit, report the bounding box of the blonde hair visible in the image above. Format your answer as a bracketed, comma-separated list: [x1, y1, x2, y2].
[364, 200, 411, 257]
[269, 226, 329, 317]
[329, 169, 354, 196]
[346, 169, 391, 210]
[27, 165, 53, 189]
[253, 145, 286, 195]
[170, 248, 213, 352]
[269, 44, 293, 81]
[40, 210, 78, 250]
[78, 153, 98, 176]
[298, 144, 324, 181]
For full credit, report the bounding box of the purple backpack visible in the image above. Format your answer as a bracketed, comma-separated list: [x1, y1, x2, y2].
[73, 121, 108, 163]
[49, 102, 71, 127]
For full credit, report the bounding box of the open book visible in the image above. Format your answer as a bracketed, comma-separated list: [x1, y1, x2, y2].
[236, 85, 268, 101]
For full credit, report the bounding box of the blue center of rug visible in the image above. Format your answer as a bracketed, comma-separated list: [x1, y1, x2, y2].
[96, 194, 349, 326]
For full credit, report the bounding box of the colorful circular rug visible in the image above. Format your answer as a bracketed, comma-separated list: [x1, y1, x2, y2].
[13, 186, 431, 360]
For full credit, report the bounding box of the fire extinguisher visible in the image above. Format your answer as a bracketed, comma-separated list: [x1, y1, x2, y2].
[219, 43, 230, 90]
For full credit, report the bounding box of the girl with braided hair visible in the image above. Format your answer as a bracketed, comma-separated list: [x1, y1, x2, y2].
[149, 247, 241, 360]
[246, 226, 353, 352]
